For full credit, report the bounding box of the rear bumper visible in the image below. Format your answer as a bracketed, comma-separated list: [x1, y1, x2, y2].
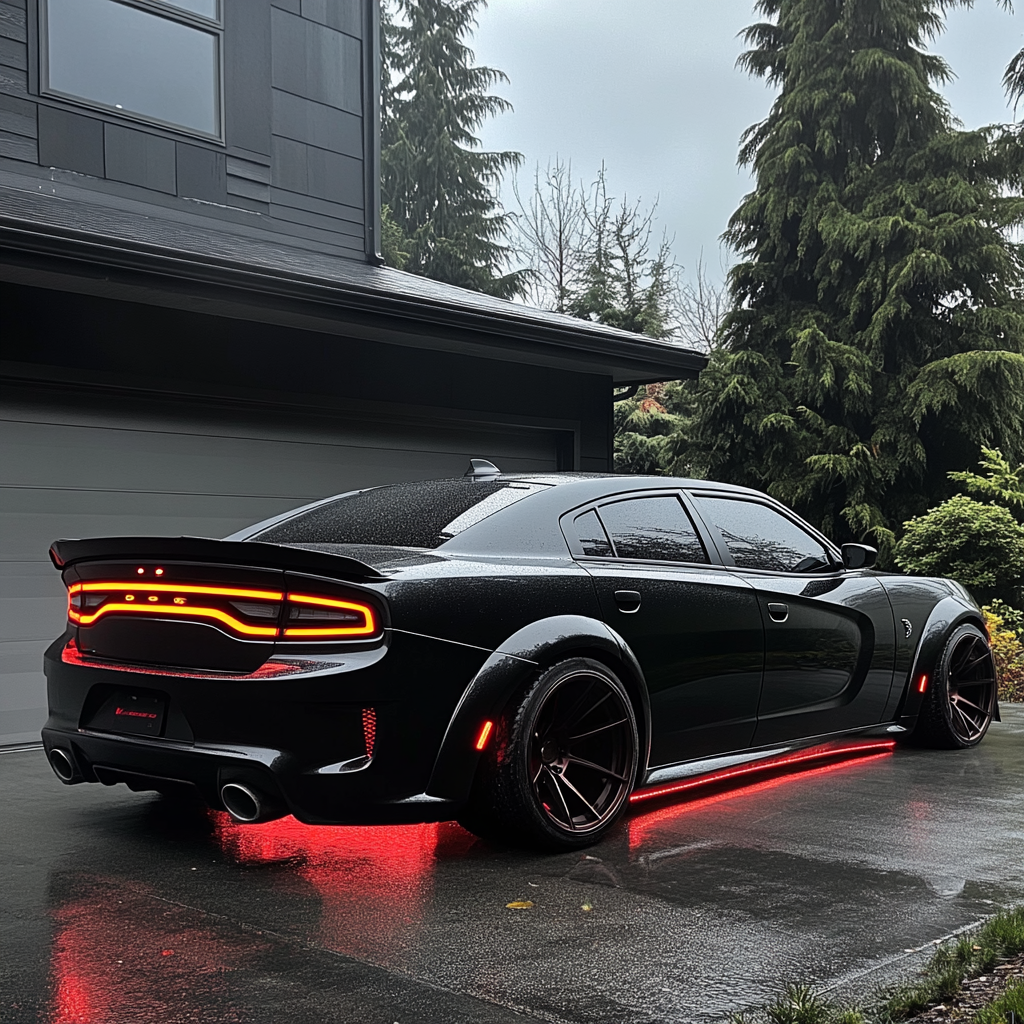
[42, 628, 490, 824]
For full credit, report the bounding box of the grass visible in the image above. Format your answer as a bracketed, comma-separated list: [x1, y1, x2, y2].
[728, 906, 1024, 1024]
[974, 979, 1024, 1024]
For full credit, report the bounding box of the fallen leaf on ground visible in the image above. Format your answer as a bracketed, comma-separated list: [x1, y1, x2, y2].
[506, 901, 534, 910]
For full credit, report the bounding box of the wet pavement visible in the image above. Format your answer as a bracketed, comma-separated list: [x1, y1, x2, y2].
[2, 707, 1022, 1024]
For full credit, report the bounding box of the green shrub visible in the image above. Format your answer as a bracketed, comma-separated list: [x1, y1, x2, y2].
[983, 605, 1024, 702]
[894, 496, 1024, 590]
[986, 599, 1024, 641]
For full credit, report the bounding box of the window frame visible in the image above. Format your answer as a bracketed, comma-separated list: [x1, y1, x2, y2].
[561, 489, 714, 568]
[685, 490, 842, 576]
[39, 0, 225, 143]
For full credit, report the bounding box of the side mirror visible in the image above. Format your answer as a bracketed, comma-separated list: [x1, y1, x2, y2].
[841, 543, 877, 570]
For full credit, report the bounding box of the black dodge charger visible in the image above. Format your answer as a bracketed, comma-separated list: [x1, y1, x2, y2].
[42, 463, 998, 849]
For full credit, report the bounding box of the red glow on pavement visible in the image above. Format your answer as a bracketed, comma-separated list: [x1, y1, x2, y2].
[474, 720, 494, 751]
[211, 815, 475, 962]
[51, 966, 101, 1024]
[627, 748, 895, 848]
[629, 740, 896, 804]
[48, 879, 262, 1024]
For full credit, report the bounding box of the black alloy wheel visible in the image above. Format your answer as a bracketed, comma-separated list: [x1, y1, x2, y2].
[913, 623, 998, 749]
[459, 658, 639, 850]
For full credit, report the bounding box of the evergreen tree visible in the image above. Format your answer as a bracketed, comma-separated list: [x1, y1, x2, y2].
[684, 0, 1024, 556]
[567, 169, 677, 339]
[381, 0, 526, 298]
[614, 382, 699, 475]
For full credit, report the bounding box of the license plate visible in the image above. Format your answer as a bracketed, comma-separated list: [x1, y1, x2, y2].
[88, 691, 166, 737]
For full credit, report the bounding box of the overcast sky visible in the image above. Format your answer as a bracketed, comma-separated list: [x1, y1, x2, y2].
[471, 0, 1024, 284]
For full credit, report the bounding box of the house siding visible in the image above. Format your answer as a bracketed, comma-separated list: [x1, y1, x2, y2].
[0, 0, 369, 259]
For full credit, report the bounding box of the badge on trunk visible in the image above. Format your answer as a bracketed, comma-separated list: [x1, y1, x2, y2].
[87, 690, 166, 737]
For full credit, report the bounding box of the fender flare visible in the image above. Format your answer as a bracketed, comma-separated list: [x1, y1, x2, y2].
[425, 615, 652, 803]
[893, 596, 994, 723]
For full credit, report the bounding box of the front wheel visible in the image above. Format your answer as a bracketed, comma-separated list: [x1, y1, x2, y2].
[458, 658, 639, 851]
[911, 623, 998, 749]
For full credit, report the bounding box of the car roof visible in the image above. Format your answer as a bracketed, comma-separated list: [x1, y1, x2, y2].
[234, 473, 778, 558]
[437, 473, 771, 557]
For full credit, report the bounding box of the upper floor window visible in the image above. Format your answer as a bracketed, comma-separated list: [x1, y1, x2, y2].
[41, 0, 222, 140]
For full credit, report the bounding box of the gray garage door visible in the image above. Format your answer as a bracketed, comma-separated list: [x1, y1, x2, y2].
[0, 387, 563, 745]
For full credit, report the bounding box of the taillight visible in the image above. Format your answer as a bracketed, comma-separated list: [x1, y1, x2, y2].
[66, 582, 381, 642]
[67, 582, 282, 637]
[281, 593, 378, 639]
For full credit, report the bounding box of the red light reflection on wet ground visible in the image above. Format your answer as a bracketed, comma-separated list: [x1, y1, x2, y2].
[628, 749, 895, 849]
[212, 814, 476, 962]
[49, 878, 263, 1024]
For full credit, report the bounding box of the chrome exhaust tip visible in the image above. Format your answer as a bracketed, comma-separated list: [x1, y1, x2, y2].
[49, 748, 77, 783]
[220, 782, 262, 823]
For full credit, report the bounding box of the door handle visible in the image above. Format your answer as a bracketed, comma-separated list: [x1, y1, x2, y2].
[614, 590, 641, 614]
[767, 602, 789, 623]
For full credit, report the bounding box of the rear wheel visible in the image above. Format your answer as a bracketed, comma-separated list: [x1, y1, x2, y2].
[458, 658, 639, 851]
[912, 623, 997, 749]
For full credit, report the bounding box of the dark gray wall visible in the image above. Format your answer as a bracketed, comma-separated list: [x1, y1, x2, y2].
[0, 282, 607, 469]
[0, 280, 611, 746]
[0, 0, 369, 259]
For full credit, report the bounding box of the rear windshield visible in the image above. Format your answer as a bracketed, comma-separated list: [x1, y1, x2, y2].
[253, 480, 548, 549]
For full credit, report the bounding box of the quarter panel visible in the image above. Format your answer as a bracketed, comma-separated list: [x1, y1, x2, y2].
[380, 558, 603, 652]
[877, 583, 984, 722]
[425, 614, 644, 803]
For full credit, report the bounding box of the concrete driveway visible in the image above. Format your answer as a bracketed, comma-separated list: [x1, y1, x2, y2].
[2, 706, 1022, 1024]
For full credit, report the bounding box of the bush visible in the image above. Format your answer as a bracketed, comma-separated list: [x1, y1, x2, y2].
[987, 598, 1024, 640]
[894, 496, 1024, 591]
[983, 605, 1024, 703]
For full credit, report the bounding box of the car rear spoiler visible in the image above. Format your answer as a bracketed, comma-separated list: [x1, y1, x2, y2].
[48, 536, 389, 581]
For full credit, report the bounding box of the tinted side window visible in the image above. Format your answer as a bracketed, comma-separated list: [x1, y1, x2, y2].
[693, 496, 830, 572]
[598, 496, 708, 563]
[574, 510, 613, 557]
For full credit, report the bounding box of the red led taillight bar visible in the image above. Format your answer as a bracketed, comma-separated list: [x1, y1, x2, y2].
[66, 582, 379, 641]
[283, 593, 379, 638]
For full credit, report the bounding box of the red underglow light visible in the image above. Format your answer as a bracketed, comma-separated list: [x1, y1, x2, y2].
[474, 720, 494, 751]
[628, 750, 895, 849]
[917, 674, 929, 693]
[629, 740, 897, 804]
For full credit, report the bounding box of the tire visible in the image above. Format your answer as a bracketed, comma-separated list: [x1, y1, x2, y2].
[458, 657, 639, 851]
[911, 623, 998, 749]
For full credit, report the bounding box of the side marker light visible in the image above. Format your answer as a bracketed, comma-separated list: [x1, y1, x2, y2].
[917, 674, 929, 694]
[475, 721, 494, 751]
